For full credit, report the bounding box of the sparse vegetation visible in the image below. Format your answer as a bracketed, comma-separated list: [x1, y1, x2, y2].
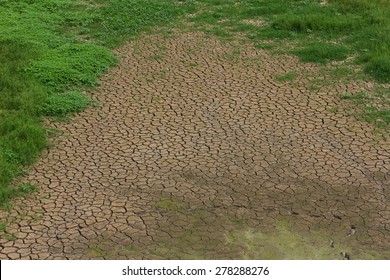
[185, 0, 389, 131]
[225, 220, 386, 259]
[1, 0, 389, 213]
[276, 71, 298, 82]
[188, 0, 390, 83]
[341, 91, 390, 130]
[0, 222, 6, 231]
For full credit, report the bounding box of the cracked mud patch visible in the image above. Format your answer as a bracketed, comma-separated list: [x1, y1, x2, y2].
[0, 31, 389, 259]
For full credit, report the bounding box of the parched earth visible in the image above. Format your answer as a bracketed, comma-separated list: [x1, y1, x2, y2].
[1, 32, 389, 259]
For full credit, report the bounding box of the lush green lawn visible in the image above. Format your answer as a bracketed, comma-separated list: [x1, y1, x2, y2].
[0, 0, 389, 205]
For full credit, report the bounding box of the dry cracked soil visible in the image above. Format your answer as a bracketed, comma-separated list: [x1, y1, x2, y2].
[0, 31, 389, 259]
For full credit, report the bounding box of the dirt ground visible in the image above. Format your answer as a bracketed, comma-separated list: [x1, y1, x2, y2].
[0, 31, 389, 259]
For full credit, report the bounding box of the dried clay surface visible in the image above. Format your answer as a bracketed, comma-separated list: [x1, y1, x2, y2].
[0, 32, 389, 259]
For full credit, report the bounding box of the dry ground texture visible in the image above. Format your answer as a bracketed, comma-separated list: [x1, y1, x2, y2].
[0, 31, 389, 259]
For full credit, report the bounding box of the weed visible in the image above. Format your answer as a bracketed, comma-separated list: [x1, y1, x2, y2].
[19, 183, 36, 194]
[292, 43, 350, 64]
[329, 106, 339, 113]
[147, 54, 164, 60]
[365, 55, 390, 83]
[31, 213, 43, 221]
[324, 67, 354, 80]
[276, 71, 298, 82]
[46, 127, 61, 138]
[156, 199, 185, 211]
[224, 49, 241, 60]
[341, 92, 353, 99]
[29, 44, 116, 93]
[254, 42, 274, 50]
[4, 233, 17, 241]
[38, 92, 92, 116]
[0, 222, 6, 231]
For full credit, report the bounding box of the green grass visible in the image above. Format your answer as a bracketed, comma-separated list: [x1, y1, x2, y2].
[91, 0, 193, 47]
[0, 222, 6, 231]
[291, 42, 350, 64]
[341, 91, 390, 130]
[29, 44, 116, 93]
[38, 92, 92, 116]
[276, 71, 298, 82]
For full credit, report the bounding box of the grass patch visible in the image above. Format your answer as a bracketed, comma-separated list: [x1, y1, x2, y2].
[364, 56, 390, 83]
[29, 44, 116, 93]
[0, 222, 6, 231]
[276, 71, 298, 82]
[254, 42, 274, 50]
[156, 199, 186, 211]
[3, 233, 17, 241]
[341, 91, 390, 130]
[18, 183, 37, 194]
[291, 42, 350, 64]
[38, 92, 92, 116]
[91, 0, 194, 47]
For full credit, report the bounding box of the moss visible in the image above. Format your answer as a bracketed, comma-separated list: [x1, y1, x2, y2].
[156, 199, 186, 211]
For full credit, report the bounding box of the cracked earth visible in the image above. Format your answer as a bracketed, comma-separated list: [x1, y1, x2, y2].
[1, 32, 389, 259]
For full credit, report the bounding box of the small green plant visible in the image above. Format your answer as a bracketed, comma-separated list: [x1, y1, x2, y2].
[341, 92, 353, 99]
[254, 42, 274, 50]
[156, 199, 185, 211]
[19, 183, 36, 194]
[4, 233, 17, 241]
[39, 92, 92, 116]
[147, 54, 164, 60]
[29, 44, 116, 93]
[292, 43, 350, 64]
[276, 71, 298, 82]
[45, 127, 61, 138]
[0, 222, 6, 231]
[225, 49, 241, 60]
[329, 106, 339, 113]
[365, 55, 390, 83]
[360, 107, 389, 129]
